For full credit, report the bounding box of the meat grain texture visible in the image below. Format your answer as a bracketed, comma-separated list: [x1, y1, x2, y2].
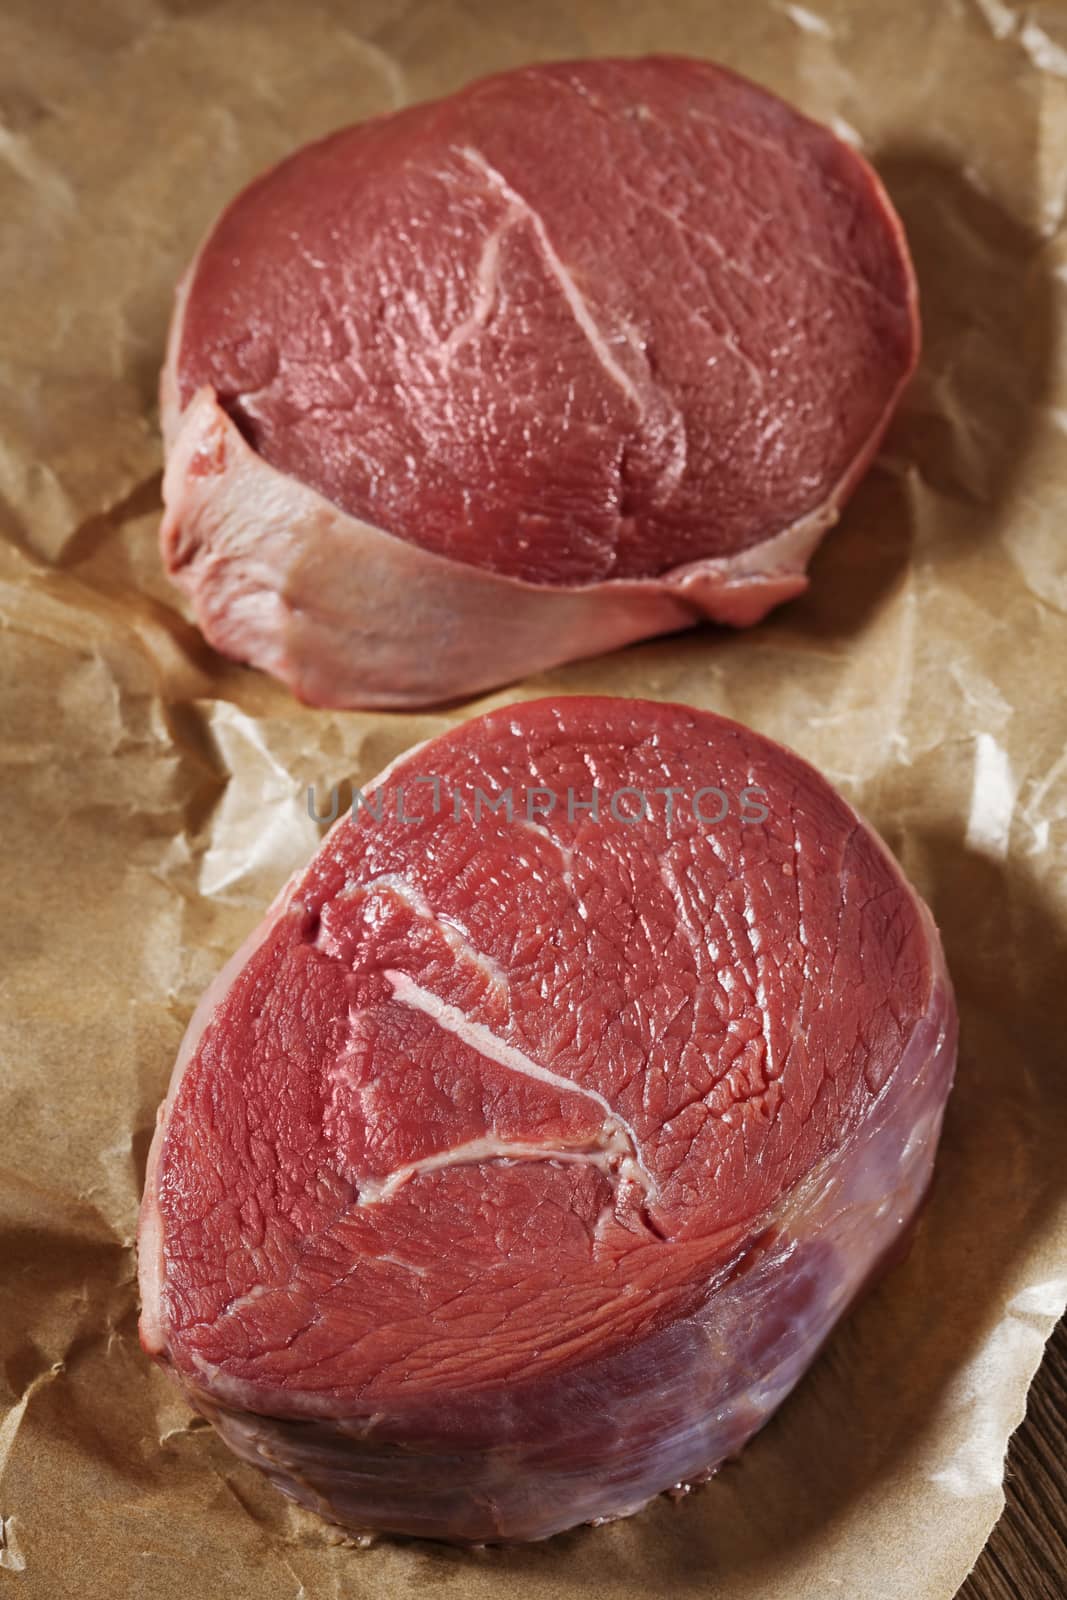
[139, 698, 957, 1543]
[161, 57, 919, 708]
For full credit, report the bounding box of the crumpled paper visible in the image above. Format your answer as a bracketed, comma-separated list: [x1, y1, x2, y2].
[1, 0, 1066, 1594]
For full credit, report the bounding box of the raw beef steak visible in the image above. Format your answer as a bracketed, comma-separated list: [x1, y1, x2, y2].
[139, 697, 956, 1542]
[160, 57, 919, 707]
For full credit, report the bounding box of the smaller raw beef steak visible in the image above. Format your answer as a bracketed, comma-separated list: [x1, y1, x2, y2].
[160, 57, 919, 708]
[138, 697, 956, 1543]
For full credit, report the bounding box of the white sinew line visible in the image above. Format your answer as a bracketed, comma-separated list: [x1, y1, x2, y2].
[340, 875, 507, 989]
[358, 1132, 631, 1205]
[384, 970, 657, 1199]
[460, 145, 643, 410]
[440, 217, 509, 365]
[387, 970, 615, 1109]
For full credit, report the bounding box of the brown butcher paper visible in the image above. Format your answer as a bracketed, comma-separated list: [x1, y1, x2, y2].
[1, 0, 1066, 1596]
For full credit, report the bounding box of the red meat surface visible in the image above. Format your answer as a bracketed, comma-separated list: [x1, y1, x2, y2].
[139, 697, 956, 1542]
[160, 58, 919, 707]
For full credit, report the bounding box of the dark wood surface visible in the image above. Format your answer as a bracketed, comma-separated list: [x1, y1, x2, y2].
[957, 1319, 1066, 1599]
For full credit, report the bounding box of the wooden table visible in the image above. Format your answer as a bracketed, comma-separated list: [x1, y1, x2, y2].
[958, 1320, 1066, 1599]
